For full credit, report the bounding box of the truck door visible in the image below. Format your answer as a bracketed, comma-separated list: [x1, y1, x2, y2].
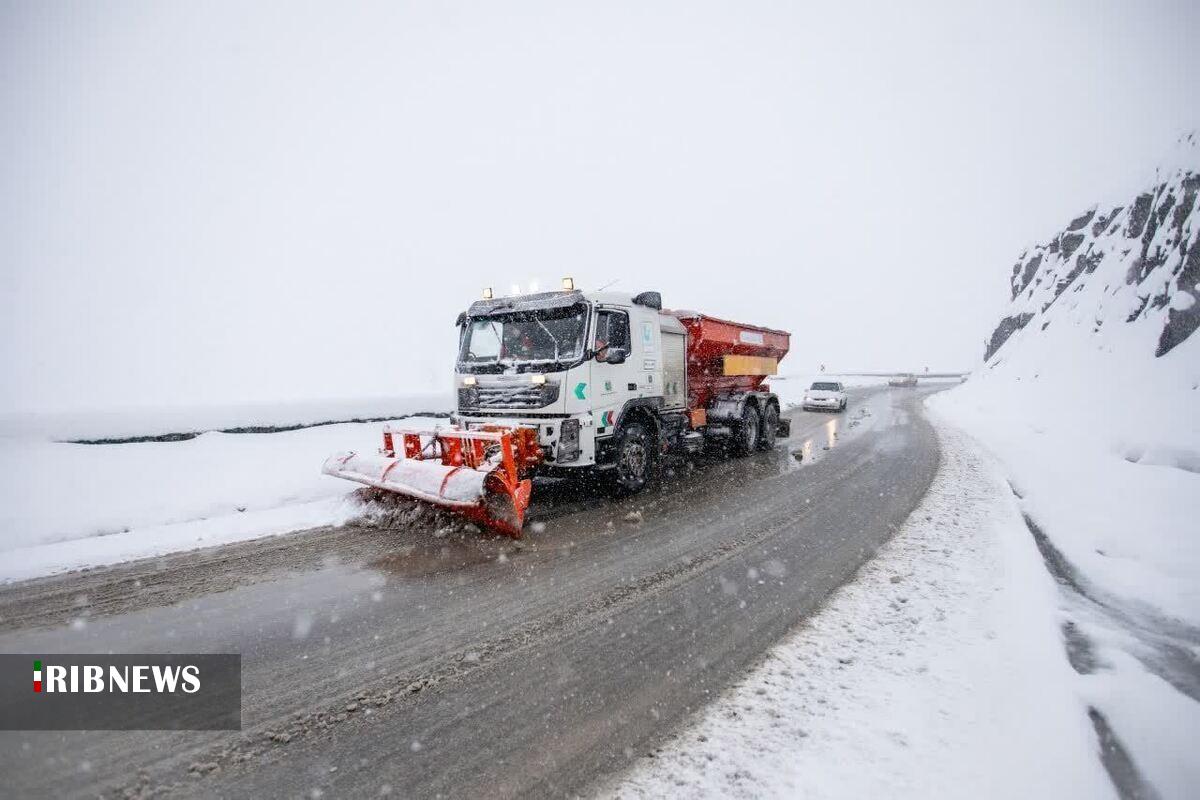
[591, 306, 635, 437]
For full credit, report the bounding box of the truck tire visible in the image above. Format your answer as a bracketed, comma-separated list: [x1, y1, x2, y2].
[732, 405, 760, 456]
[612, 421, 654, 493]
[757, 404, 779, 450]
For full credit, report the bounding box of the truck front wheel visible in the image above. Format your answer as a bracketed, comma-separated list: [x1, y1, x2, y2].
[732, 405, 760, 456]
[613, 422, 654, 493]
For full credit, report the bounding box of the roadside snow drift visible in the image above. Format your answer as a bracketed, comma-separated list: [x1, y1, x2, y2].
[936, 133, 1200, 625]
[932, 133, 1200, 798]
[0, 411, 450, 583]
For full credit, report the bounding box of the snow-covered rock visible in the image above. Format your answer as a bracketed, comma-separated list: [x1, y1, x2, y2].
[942, 134, 1200, 623]
[989, 131, 1200, 362]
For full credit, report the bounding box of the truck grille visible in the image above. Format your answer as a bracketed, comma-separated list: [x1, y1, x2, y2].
[459, 383, 560, 411]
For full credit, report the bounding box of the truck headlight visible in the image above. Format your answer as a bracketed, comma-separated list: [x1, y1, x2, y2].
[557, 418, 581, 463]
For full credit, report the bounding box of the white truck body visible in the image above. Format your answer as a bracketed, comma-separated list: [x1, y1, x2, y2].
[453, 290, 688, 470]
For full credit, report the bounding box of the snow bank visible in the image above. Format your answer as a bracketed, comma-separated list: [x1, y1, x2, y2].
[0, 415, 448, 582]
[604, 421, 1110, 799]
[933, 135, 1200, 625]
[929, 134, 1200, 798]
[935, 336, 1199, 624]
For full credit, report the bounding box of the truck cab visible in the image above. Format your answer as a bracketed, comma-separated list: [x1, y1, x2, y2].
[453, 288, 686, 482]
[452, 282, 790, 496]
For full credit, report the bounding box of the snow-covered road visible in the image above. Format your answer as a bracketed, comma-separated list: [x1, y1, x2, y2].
[607, 401, 1199, 799]
[2, 386, 1192, 798]
[0, 386, 939, 798]
[605, 413, 1115, 799]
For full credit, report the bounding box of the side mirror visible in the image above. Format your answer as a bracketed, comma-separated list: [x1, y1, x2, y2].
[603, 348, 627, 365]
[455, 312, 467, 327]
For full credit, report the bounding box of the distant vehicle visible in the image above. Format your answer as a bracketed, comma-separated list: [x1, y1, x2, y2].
[803, 381, 847, 412]
[827, 369, 970, 386]
[775, 369, 970, 401]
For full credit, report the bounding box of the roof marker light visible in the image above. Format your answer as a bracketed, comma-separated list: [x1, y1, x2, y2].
[562, 277, 574, 290]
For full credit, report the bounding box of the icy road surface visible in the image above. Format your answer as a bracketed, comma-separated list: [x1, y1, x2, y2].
[0, 386, 937, 798]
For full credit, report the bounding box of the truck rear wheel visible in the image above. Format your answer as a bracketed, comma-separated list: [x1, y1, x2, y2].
[757, 404, 779, 450]
[732, 405, 760, 456]
[613, 422, 654, 493]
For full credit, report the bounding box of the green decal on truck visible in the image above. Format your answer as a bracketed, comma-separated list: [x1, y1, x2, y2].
[573, 382, 587, 400]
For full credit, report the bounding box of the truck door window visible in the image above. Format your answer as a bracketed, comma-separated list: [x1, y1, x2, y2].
[462, 319, 502, 361]
[595, 310, 630, 356]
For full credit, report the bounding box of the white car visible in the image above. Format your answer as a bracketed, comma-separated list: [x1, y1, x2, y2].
[802, 381, 847, 412]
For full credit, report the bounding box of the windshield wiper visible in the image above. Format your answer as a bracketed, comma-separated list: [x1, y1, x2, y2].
[533, 318, 562, 362]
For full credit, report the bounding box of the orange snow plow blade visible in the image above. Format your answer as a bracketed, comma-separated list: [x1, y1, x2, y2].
[323, 424, 542, 537]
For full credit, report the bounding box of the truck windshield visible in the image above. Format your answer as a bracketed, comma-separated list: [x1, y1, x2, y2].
[459, 305, 588, 371]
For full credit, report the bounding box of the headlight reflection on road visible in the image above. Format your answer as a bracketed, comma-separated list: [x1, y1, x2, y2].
[794, 416, 840, 464]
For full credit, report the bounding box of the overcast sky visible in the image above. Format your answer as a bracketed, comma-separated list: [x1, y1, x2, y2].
[3, 0, 1198, 414]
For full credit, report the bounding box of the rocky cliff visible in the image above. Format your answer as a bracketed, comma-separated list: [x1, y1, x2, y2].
[985, 133, 1199, 363]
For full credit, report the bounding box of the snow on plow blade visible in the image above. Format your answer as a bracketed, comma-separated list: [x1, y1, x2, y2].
[323, 452, 490, 507]
[323, 424, 541, 537]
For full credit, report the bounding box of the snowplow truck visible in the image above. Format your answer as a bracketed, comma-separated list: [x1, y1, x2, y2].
[323, 282, 790, 536]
